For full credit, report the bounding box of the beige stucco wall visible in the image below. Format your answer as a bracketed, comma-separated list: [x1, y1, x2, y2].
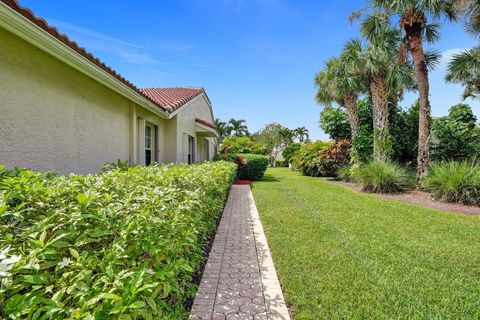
[0, 27, 165, 175]
[174, 94, 217, 163]
[0, 26, 217, 173]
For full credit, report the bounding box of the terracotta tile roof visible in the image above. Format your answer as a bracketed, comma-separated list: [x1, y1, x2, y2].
[141, 87, 205, 112]
[0, 0, 173, 114]
[195, 118, 217, 130]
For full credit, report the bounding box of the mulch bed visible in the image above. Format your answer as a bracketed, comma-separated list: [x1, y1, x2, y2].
[325, 179, 480, 216]
[233, 179, 252, 185]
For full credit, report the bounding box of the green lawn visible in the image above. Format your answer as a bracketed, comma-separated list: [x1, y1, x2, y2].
[252, 168, 480, 320]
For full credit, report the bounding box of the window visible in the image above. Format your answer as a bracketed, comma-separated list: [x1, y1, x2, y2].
[188, 135, 195, 164]
[145, 123, 153, 165]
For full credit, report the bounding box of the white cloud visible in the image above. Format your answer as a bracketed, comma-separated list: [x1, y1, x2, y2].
[48, 19, 141, 48]
[439, 48, 464, 69]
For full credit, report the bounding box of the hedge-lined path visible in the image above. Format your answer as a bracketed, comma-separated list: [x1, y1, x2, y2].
[190, 185, 290, 320]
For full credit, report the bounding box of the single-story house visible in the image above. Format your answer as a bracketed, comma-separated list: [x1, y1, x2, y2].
[0, 0, 218, 175]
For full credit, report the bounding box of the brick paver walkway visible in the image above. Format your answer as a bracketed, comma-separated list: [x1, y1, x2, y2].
[190, 185, 290, 320]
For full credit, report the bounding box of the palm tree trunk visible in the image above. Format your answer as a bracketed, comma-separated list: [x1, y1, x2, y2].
[342, 95, 360, 137]
[370, 76, 391, 162]
[404, 22, 431, 185]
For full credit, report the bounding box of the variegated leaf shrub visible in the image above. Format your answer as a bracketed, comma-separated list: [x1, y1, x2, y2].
[0, 161, 236, 319]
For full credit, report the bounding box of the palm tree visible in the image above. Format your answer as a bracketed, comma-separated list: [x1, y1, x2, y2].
[294, 127, 309, 143]
[214, 118, 228, 142]
[358, 15, 416, 161]
[315, 53, 363, 138]
[228, 119, 249, 137]
[446, 47, 480, 99]
[371, 0, 458, 182]
[278, 127, 294, 145]
[446, 2, 480, 99]
[453, 0, 480, 37]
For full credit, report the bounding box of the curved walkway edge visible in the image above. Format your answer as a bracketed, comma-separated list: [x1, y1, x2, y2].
[190, 185, 290, 320]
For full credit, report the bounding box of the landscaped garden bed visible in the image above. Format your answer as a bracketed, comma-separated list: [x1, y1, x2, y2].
[0, 161, 236, 319]
[253, 168, 480, 319]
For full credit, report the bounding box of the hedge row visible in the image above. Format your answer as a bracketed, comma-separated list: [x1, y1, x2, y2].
[213, 153, 269, 181]
[237, 154, 269, 181]
[0, 161, 236, 319]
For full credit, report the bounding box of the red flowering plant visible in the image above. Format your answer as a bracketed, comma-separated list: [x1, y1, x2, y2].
[235, 155, 246, 179]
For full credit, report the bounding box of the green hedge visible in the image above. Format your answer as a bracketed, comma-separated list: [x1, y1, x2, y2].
[0, 162, 236, 319]
[237, 154, 269, 181]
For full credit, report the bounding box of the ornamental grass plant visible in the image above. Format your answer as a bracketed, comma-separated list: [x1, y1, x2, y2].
[425, 161, 480, 206]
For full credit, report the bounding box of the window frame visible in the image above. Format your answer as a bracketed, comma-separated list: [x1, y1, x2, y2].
[145, 123, 154, 166]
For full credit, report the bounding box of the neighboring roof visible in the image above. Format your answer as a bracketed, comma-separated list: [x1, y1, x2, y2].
[0, 0, 206, 115]
[195, 118, 217, 130]
[141, 87, 206, 113]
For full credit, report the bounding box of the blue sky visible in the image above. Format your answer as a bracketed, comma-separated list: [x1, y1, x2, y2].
[21, 0, 479, 140]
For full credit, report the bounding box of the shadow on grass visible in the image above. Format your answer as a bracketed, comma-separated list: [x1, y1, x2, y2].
[259, 174, 282, 183]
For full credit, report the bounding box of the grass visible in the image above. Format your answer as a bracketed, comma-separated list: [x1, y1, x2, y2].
[252, 168, 480, 319]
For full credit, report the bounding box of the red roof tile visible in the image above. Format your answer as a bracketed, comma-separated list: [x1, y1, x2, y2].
[195, 118, 217, 130]
[1, 0, 197, 114]
[141, 87, 205, 112]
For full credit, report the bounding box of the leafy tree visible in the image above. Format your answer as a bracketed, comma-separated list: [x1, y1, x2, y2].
[370, 0, 458, 183]
[282, 143, 301, 164]
[253, 123, 289, 160]
[390, 100, 419, 166]
[319, 106, 351, 140]
[220, 136, 266, 155]
[432, 103, 480, 161]
[228, 119, 249, 137]
[322, 98, 419, 166]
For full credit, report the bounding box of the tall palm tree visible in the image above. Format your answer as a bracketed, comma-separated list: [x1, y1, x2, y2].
[315, 53, 363, 138]
[446, 2, 480, 99]
[294, 127, 309, 143]
[228, 119, 249, 137]
[358, 15, 416, 161]
[371, 0, 458, 182]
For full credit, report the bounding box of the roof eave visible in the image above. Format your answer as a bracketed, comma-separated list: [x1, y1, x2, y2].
[0, 2, 169, 119]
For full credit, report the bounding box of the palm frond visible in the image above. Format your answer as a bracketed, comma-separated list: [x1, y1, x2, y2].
[424, 49, 441, 71]
[424, 23, 441, 43]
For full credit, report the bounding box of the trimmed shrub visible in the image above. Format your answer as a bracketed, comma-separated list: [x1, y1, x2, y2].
[354, 160, 414, 193]
[425, 161, 480, 206]
[0, 162, 236, 319]
[237, 154, 269, 180]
